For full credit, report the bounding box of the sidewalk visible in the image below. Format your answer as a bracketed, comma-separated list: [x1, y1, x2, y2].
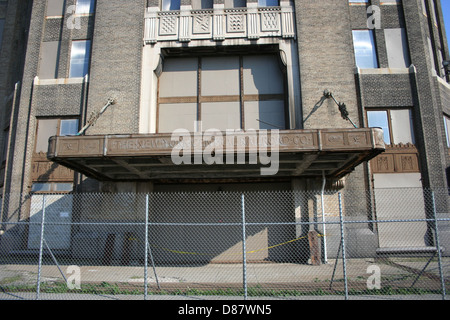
[0, 258, 448, 300]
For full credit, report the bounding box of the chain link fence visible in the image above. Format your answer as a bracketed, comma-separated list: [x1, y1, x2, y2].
[0, 188, 448, 300]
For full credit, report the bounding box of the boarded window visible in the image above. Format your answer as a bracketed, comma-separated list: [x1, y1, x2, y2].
[385, 28, 411, 68]
[46, 0, 65, 16]
[158, 58, 198, 133]
[38, 41, 60, 79]
[35, 119, 59, 153]
[35, 119, 79, 153]
[157, 54, 287, 133]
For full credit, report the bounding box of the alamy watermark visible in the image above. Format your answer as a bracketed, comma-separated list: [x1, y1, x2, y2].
[367, 5, 381, 29]
[66, 265, 81, 290]
[367, 265, 382, 290]
[66, 5, 81, 30]
[170, 123, 280, 176]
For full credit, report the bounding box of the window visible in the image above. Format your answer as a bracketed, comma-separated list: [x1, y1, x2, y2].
[59, 119, 79, 136]
[33, 119, 77, 193]
[225, 0, 246, 8]
[367, 109, 415, 146]
[444, 115, 450, 147]
[162, 0, 181, 11]
[38, 41, 60, 79]
[46, 0, 65, 16]
[35, 119, 79, 154]
[192, 0, 213, 9]
[69, 40, 91, 78]
[31, 182, 73, 193]
[157, 54, 287, 133]
[75, 0, 96, 14]
[367, 111, 391, 144]
[258, 0, 279, 6]
[384, 28, 411, 68]
[352, 30, 378, 69]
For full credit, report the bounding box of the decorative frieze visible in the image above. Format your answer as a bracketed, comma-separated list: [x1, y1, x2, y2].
[144, 6, 295, 44]
[193, 11, 212, 34]
[227, 13, 245, 33]
[260, 8, 280, 32]
[32, 152, 74, 182]
[159, 12, 178, 35]
[370, 143, 420, 174]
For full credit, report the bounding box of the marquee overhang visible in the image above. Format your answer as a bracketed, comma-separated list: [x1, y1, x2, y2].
[47, 128, 385, 182]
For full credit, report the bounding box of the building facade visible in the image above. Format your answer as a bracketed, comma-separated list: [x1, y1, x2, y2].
[0, 0, 449, 262]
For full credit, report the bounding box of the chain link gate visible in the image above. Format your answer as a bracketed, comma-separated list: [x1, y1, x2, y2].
[0, 188, 448, 300]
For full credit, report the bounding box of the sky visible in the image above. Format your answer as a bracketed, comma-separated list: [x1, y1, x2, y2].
[443, 0, 450, 47]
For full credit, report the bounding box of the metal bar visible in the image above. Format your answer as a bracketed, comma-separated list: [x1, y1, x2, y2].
[431, 191, 446, 300]
[3, 216, 447, 227]
[36, 195, 46, 300]
[43, 238, 67, 283]
[321, 171, 328, 264]
[329, 240, 341, 290]
[242, 193, 247, 300]
[148, 241, 160, 291]
[410, 251, 437, 288]
[144, 194, 149, 300]
[338, 192, 348, 300]
[146, 194, 160, 291]
[76, 98, 115, 136]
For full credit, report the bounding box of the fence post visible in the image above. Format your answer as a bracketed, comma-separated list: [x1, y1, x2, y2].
[144, 194, 149, 300]
[338, 192, 348, 300]
[36, 195, 46, 300]
[145, 193, 160, 295]
[241, 193, 247, 300]
[431, 191, 446, 300]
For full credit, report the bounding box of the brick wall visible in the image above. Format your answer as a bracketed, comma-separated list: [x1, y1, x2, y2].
[85, 0, 146, 135]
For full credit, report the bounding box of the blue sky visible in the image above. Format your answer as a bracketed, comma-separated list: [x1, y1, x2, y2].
[443, 0, 450, 46]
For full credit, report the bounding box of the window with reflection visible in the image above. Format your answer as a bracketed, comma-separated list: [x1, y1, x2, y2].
[367, 109, 415, 146]
[225, 0, 246, 8]
[69, 40, 91, 78]
[162, 0, 181, 10]
[352, 30, 378, 69]
[258, 0, 279, 6]
[444, 115, 450, 147]
[75, 0, 96, 14]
